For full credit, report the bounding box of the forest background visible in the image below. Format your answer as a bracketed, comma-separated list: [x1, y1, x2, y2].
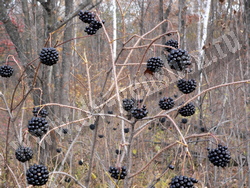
[0, 0, 249, 187]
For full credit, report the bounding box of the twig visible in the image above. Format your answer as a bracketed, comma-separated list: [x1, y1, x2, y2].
[6, 164, 21, 188]
[50, 171, 86, 188]
[182, 79, 250, 107]
[49, 122, 86, 186]
[128, 133, 212, 179]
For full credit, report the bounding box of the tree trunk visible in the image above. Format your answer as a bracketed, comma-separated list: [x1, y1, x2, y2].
[60, 0, 73, 122]
[178, 0, 187, 49]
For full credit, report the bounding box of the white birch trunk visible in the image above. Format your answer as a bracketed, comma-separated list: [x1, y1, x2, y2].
[197, 0, 211, 95]
[112, 0, 117, 59]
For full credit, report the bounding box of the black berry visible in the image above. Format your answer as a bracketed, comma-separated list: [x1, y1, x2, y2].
[165, 39, 178, 52]
[168, 165, 175, 170]
[39, 47, 59, 66]
[79, 160, 83, 165]
[208, 144, 231, 167]
[178, 103, 196, 117]
[167, 49, 191, 71]
[124, 128, 129, 133]
[177, 79, 197, 94]
[56, 148, 62, 153]
[89, 124, 95, 130]
[200, 127, 206, 132]
[62, 128, 68, 134]
[108, 110, 113, 114]
[159, 97, 175, 110]
[26, 164, 49, 186]
[131, 105, 148, 119]
[115, 149, 122, 155]
[0, 65, 14, 77]
[27, 117, 49, 137]
[65, 177, 71, 183]
[15, 146, 33, 163]
[160, 117, 166, 123]
[147, 57, 164, 72]
[181, 118, 188, 124]
[98, 134, 104, 138]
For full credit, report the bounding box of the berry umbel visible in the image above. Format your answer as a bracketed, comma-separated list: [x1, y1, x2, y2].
[26, 164, 49, 186]
[169, 175, 198, 188]
[146, 57, 164, 73]
[165, 39, 178, 52]
[177, 79, 197, 94]
[39, 47, 59, 66]
[0, 65, 14, 77]
[122, 98, 135, 111]
[167, 49, 191, 71]
[109, 166, 127, 180]
[15, 146, 33, 163]
[78, 10, 95, 24]
[178, 103, 196, 117]
[131, 105, 148, 119]
[33, 107, 49, 118]
[27, 117, 49, 137]
[159, 97, 175, 110]
[79, 10, 105, 35]
[208, 144, 231, 167]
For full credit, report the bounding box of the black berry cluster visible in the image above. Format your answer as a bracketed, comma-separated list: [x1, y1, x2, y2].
[33, 107, 49, 118]
[159, 97, 175, 110]
[27, 117, 49, 137]
[39, 47, 59, 66]
[177, 79, 197, 94]
[178, 103, 195, 117]
[78, 10, 95, 24]
[169, 175, 198, 188]
[167, 49, 191, 71]
[122, 98, 135, 111]
[109, 166, 127, 180]
[15, 146, 33, 163]
[131, 105, 148, 119]
[79, 10, 104, 35]
[0, 65, 14, 77]
[146, 57, 164, 72]
[165, 39, 178, 52]
[207, 144, 231, 167]
[26, 164, 49, 186]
